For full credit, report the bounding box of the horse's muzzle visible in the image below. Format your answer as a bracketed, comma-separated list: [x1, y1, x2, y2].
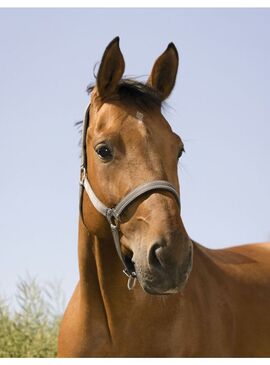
[135, 240, 193, 295]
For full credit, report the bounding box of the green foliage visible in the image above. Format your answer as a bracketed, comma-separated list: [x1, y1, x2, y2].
[0, 275, 65, 357]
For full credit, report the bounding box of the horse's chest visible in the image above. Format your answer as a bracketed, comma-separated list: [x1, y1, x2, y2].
[76, 289, 235, 357]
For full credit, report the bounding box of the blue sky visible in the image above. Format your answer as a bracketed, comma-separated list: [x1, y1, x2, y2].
[0, 8, 269, 301]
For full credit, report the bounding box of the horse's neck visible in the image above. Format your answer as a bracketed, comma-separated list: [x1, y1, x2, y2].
[77, 218, 130, 334]
[78, 217, 125, 286]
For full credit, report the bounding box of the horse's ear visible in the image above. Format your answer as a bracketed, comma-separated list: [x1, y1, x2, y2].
[147, 43, 179, 100]
[96, 37, 125, 98]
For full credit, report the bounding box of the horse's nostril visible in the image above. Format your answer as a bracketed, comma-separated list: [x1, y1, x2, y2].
[148, 242, 164, 270]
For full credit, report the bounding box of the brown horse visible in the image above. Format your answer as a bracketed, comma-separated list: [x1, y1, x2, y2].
[58, 37, 270, 357]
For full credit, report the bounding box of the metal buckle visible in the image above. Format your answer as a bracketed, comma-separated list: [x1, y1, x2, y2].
[80, 166, 86, 186]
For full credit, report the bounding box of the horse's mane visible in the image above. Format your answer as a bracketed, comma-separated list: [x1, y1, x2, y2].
[87, 78, 164, 109]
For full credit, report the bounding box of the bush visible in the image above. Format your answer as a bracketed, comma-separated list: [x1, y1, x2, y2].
[0, 275, 65, 357]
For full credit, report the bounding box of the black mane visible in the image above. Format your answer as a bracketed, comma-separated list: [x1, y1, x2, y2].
[86, 78, 164, 109]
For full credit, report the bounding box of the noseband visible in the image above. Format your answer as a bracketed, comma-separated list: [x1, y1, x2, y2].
[79, 103, 180, 289]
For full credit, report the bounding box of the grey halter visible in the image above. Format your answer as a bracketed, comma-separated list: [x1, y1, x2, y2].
[79, 103, 180, 289]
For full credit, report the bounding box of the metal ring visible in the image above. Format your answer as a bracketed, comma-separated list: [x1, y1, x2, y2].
[127, 276, 137, 290]
[106, 209, 118, 229]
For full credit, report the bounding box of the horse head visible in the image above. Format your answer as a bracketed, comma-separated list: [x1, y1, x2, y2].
[81, 37, 193, 295]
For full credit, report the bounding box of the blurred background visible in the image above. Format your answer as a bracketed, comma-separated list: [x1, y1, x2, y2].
[0, 8, 269, 305]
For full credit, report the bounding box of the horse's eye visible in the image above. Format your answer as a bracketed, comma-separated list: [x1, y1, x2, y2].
[178, 147, 185, 159]
[95, 144, 113, 160]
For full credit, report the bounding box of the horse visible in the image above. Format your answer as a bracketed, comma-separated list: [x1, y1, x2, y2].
[58, 37, 270, 357]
